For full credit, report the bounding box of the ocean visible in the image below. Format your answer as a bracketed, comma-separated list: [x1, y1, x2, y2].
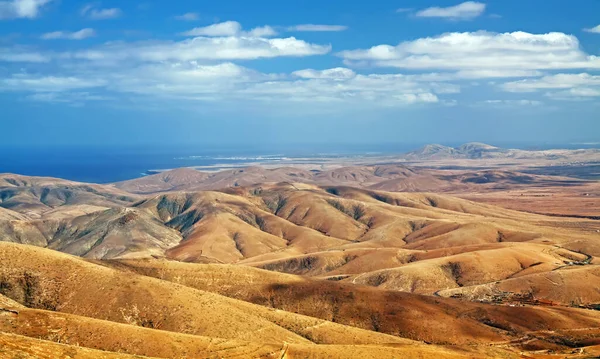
[0, 142, 597, 184]
[0, 143, 419, 183]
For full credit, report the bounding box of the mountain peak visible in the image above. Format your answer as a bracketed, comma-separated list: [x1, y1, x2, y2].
[457, 142, 498, 152]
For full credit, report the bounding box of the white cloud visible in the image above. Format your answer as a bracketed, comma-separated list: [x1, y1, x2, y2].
[287, 24, 348, 32]
[0, 74, 106, 92]
[502, 73, 600, 92]
[26, 91, 108, 106]
[292, 67, 356, 80]
[502, 73, 600, 101]
[0, 0, 51, 19]
[566, 88, 600, 97]
[180, 21, 277, 38]
[71, 36, 331, 62]
[454, 69, 543, 79]
[41, 28, 96, 40]
[545, 88, 600, 101]
[395, 93, 439, 104]
[175, 12, 199, 21]
[339, 31, 600, 72]
[246, 25, 277, 38]
[396, 8, 413, 13]
[235, 71, 450, 105]
[181, 21, 242, 37]
[481, 99, 543, 106]
[584, 25, 600, 34]
[0, 47, 49, 62]
[1, 64, 455, 108]
[81, 4, 121, 19]
[111, 62, 274, 98]
[415, 1, 486, 20]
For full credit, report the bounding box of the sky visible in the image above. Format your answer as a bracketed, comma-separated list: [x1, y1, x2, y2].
[0, 0, 599, 148]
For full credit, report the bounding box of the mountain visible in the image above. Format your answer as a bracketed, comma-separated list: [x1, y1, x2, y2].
[1, 171, 600, 357]
[112, 165, 598, 218]
[1, 181, 598, 305]
[0, 173, 139, 218]
[405, 143, 457, 159]
[113, 163, 588, 194]
[405, 142, 600, 160]
[3, 242, 600, 358]
[0, 242, 520, 359]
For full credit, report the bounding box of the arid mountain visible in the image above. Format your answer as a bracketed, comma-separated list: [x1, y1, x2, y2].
[112, 164, 600, 218]
[0, 207, 182, 260]
[2, 181, 598, 303]
[105, 258, 600, 348]
[114, 164, 590, 193]
[0, 173, 140, 218]
[0, 242, 520, 359]
[1, 170, 599, 358]
[405, 142, 600, 161]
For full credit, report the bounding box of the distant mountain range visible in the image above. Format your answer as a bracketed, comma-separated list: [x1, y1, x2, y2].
[404, 142, 599, 160]
[110, 164, 583, 195]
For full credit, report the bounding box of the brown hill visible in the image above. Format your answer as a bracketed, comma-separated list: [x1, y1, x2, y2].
[0, 173, 139, 218]
[114, 165, 588, 194]
[2, 167, 599, 358]
[405, 142, 600, 161]
[0, 242, 516, 359]
[1, 182, 598, 299]
[0, 207, 182, 259]
[104, 257, 600, 350]
[0, 242, 418, 345]
[112, 165, 599, 219]
[439, 265, 600, 307]
[0, 207, 27, 221]
[113, 166, 315, 194]
[0, 331, 507, 359]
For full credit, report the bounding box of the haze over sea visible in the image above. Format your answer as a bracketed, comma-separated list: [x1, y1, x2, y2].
[0, 142, 597, 184]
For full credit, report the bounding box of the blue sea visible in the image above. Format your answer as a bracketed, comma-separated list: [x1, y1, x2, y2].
[0, 143, 416, 183]
[0, 142, 597, 184]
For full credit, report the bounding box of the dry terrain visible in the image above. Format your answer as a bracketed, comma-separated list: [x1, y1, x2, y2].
[0, 146, 599, 358]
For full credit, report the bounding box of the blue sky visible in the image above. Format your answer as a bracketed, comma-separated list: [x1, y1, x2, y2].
[0, 0, 599, 147]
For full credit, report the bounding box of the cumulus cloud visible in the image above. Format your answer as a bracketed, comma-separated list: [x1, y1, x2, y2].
[181, 21, 242, 37]
[111, 62, 275, 99]
[0, 0, 51, 19]
[81, 4, 121, 19]
[41, 28, 96, 40]
[454, 69, 543, 79]
[287, 24, 348, 32]
[0, 74, 106, 92]
[0, 63, 455, 108]
[246, 25, 278, 37]
[292, 67, 356, 80]
[0, 47, 49, 62]
[502, 73, 600, 92]
[26, 91, 108, 106]
[1, 20, 331, 64]
[70, 36, 331, 63]
[415, 1, 486, 20]
[584, 25, 600, 34]
[339, 31, 600, 72]
[181, 21, 278, 38]
[502, 73, 600, 101]
[481, 99, 543, 107]
[395, 93, 439, 104]
[175, 12, 199, 21]
[118, 65, 455, 105]
[547, 88, 600, 101]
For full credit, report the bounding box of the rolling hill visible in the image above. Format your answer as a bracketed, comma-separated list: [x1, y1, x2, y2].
[0, 170, 599, 358]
